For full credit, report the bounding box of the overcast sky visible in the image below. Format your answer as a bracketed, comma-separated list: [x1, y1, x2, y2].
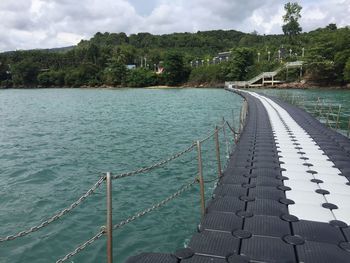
[0, 0, 349, 52]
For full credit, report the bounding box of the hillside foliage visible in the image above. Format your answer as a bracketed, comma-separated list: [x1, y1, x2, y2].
[0, 25, 350, 87]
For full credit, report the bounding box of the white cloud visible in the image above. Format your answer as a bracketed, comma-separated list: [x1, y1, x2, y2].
[301, 0, 350, 31]
[0, 0, 350, 52]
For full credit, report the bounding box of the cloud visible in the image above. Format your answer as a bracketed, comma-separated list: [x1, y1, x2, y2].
[301, 0, 350, 31]
[0, 0, 349, 52]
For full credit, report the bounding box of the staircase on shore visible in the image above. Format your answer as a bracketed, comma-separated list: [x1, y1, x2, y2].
[225, 61, 304, 88]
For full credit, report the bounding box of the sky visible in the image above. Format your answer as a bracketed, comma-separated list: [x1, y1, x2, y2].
[0, 0, 349, 52]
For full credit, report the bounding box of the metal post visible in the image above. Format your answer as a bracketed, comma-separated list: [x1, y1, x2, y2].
[106, 172, 113, 263]
[239, 106, 243, 134]
[232, 109, 237, 143]
[314, 97, 319, 114]
[347, 117, 350, 138]
[232, 109, 235, 128]
[301, 96, 305, 109]
[214, 126, 222, 177]
[336, 105, 341, 130]
[196, 141, 205, 216]
[318, 98, 323, 119]
[222, 118, 230, 158]
[326, 104, 331, 127]
[241, 100, 247, 124]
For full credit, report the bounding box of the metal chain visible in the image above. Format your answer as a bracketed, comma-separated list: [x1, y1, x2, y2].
[56, 229, 105, 263]
[203, 177, 219, 184]
[200, 122, 226, 144]
[112, 179, 197, 230]
[0, 176, 106, 242]
[225, 120, 240, 135]
[0, 122, 222, 242]
[112, 143, 196, 180]
[56, 179, 197, 263]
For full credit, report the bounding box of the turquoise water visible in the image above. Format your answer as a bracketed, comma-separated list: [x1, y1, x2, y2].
[0, 88, 242, 263]
[256, 88, 350, 136]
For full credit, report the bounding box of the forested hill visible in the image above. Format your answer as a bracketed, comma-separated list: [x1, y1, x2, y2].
[0, 26, 350, 88]
[78, 30, 246, 56]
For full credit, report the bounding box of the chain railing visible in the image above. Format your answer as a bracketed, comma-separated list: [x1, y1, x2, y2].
[55, 178, 197, 263]
[56, 229, 105, 263]
[277, 94, 350, 138]
[1, 109, 244, 263]
[111, 143, 197, 180]
[0, 143, 197, 243]
[0, 175, 106, 242]
[112, 179, 198, 231]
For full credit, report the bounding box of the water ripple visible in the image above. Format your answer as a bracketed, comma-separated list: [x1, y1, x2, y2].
[0, 88, 242, 263]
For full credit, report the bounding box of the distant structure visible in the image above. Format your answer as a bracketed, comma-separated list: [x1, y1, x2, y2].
[213, 51, 231, 64]
[225, 61, 304, 88]
[127, 65, 136, 70]
[156, 67, 164, 74]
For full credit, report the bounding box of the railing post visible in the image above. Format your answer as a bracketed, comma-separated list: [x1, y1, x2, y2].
[336, 105, 341, 130]
[222, 118, 230, 158]
[232, 109, 235, 130]
[214, 126, 222, 178]
[245, 100, 248, 121]
[239, 106, 243, 134]
[196, 141, 205, 217]
[347, 117, 350, 138]
[106, 172, 113, 263]
[326, 104, 331, 127]
[231, 109, 237, 142]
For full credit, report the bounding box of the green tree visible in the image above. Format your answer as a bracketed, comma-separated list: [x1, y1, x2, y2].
[224, 48, 254, 81]
[0, 62, 9, 81]
[344, 58, 350, 82]
[65, 63, 100, 86]
[326, 23, 337, 31]
[189, 64, 224, 84]
[282, 2, 302, 38]
[11, 59, 40, 85]
[103, 57, 127, 86]
[37, 70, 65, 86]
[163, 52, 189, 85]
[334, 50, 350, 82]
[127, 68, 158, 87]
[306, 55, 336, 84]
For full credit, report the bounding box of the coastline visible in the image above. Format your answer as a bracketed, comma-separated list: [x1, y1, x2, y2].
[0, 81, 349, 90]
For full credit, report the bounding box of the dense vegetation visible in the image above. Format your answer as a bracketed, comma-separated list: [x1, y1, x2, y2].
[0, 23, 350, 88]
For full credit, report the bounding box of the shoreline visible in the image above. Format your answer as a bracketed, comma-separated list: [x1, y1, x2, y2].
[0, 82, 349, 90]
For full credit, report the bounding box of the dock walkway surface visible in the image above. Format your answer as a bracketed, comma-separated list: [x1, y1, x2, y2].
[127, 89, 350, 263]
